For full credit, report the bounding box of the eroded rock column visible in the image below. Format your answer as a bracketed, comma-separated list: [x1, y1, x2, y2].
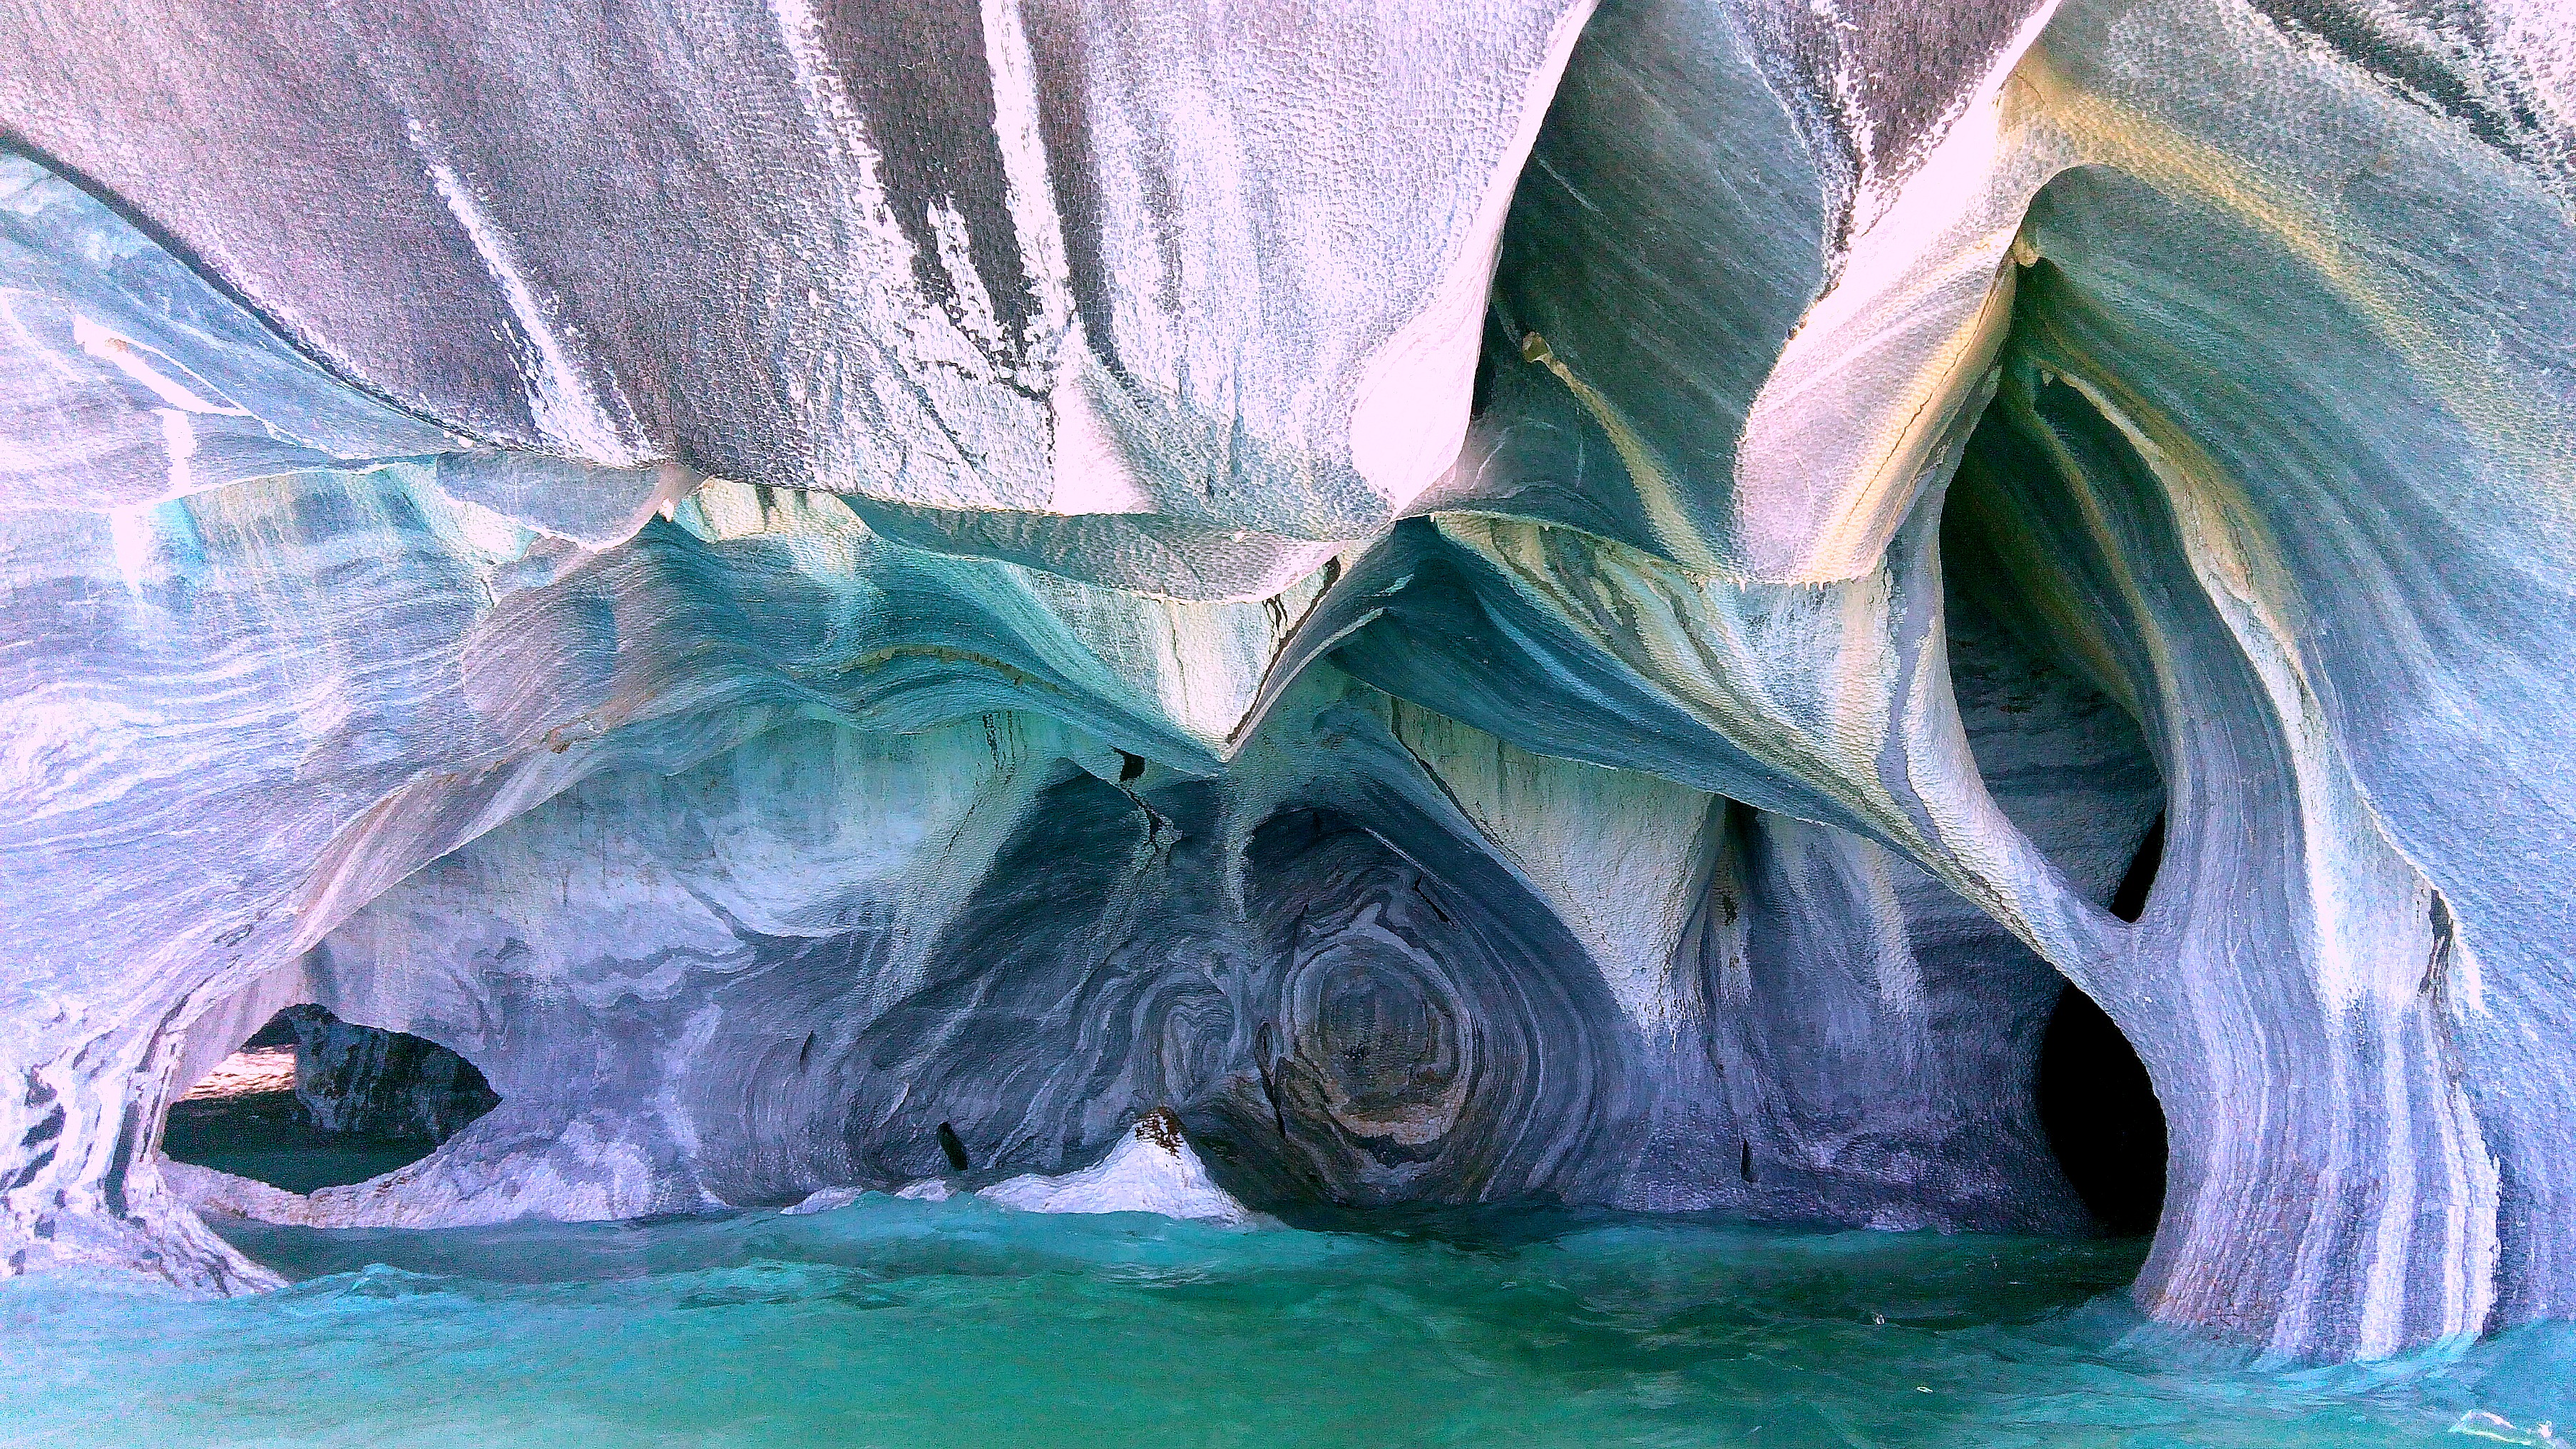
[1955, 351, 2500, 1356]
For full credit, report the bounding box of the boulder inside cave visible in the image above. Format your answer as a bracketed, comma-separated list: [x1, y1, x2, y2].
[163, 1006, 499, 1195]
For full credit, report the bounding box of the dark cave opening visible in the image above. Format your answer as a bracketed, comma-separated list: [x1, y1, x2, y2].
[2037, 985, 2167, 1236]
[2107, 811, 2164, 923]
[163, 1005, 499, 1194]
[2038, 815, 2169, 1237]
[1938, 384, 2175, 1241]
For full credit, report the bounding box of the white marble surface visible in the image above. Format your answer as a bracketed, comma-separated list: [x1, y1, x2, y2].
[0, 0, 2569, 1365]
[979, 1112, 1257, 1227]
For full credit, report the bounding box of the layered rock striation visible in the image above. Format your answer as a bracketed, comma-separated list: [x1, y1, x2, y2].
[0, 0, 2569, 1362]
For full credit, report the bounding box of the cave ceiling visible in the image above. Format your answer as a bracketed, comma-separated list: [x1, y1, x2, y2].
[1, 0, 2570, 1364]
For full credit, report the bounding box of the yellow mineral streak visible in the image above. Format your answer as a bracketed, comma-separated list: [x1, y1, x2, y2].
[1516, 331, 1725, 575]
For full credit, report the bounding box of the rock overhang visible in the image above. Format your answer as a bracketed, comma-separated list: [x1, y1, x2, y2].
[0, 0, 2567, 1366]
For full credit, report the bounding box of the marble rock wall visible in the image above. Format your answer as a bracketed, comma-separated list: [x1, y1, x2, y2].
[155, 667, 2132, 1237]
[1, 0, 2570, 1363]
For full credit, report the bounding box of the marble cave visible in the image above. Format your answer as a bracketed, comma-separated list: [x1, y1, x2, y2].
[2, 0, 2575, 1440]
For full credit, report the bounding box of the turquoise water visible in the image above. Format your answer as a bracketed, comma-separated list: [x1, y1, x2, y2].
[161, 1088, 436, 1194]
[4, 1198, 2567, 1448]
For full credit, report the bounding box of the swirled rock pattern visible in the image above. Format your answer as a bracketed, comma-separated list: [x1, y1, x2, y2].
[0, 0, 2570, 1364]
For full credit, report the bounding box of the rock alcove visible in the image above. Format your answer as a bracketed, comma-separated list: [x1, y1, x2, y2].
[0, 0, 2567, 1368]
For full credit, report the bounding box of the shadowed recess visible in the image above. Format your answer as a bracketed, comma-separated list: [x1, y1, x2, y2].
[2037, 981, 2168, 1237]
[163, 1007, 500, 1196]
[1220, 802, 1647, 1209]
[2039, 813, 2171, 1239]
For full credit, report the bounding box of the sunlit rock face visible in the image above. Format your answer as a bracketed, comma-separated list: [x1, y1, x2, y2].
[1, 0, 2570, 1366]
[0, 0, 1593, 595]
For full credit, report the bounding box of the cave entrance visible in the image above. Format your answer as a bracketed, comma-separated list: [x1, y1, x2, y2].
[163, 1005, 499, 1194]
[1940, 361, 2175, 1241]
[2036, 814, 2169, 1236]
[2037, 984, 2167, 1236]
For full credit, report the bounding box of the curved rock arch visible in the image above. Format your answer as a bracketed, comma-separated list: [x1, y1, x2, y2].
[0, 0, 2565, 1367]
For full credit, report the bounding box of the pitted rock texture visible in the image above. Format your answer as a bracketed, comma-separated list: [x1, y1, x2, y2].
[1, 0, 2572, 1365]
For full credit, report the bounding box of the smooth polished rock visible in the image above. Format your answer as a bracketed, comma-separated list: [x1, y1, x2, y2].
[0, 0, 1595, 593]
[0, 0, 2570, 1368]
[780, 1187, 870, 1217]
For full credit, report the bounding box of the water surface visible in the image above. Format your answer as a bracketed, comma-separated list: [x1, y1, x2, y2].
[4, 1198, 2567, 1447]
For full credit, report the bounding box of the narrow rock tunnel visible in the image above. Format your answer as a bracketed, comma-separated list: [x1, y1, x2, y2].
[2038, 986, 2167, 1238]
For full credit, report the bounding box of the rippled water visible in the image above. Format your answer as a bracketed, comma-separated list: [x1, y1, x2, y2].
[4, 1198, 2568, 1448]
